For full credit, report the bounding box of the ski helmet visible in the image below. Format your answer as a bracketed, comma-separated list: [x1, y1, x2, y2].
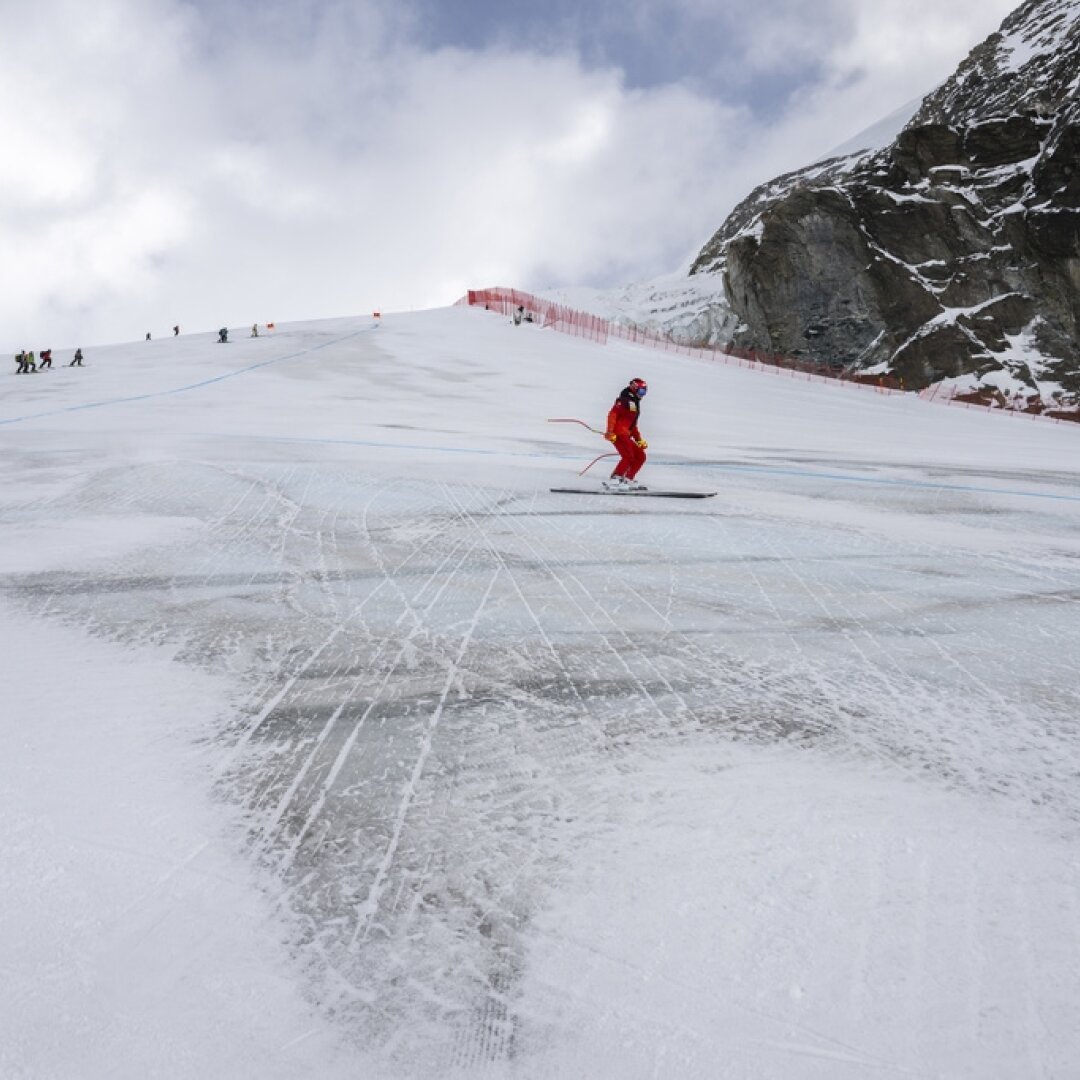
[628, 377, 648, 397]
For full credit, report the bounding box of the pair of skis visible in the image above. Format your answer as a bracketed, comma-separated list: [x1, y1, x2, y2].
[546, 418, 716, 499]
[550, 487, 715, 499]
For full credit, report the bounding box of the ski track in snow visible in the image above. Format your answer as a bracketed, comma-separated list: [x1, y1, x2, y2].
[3, 313, 1080, 1078]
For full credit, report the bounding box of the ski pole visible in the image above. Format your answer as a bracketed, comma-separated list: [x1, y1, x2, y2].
[547, 417, 606, 436]
[547, 418, 616, 476]
[578, 452, 617, 476]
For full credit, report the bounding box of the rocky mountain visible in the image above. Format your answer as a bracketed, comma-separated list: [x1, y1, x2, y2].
[689, 0, 1080, 396]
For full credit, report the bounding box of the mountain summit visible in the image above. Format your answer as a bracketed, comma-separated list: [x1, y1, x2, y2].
[689, 0, 1080, 395]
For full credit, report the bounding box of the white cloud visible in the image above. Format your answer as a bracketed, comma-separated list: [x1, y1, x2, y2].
[0, 0, 1023, 352]
[695, 0, 1020, 203]
[831, 0, 1015, 73]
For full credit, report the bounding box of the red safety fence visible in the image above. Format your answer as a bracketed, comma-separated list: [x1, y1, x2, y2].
[457, 287, 1079, 425]
[459, 288, 906, 391]
[460, 287, 611, 344]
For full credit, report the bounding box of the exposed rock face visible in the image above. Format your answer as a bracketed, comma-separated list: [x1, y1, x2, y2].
[690, 0, 1080, 392]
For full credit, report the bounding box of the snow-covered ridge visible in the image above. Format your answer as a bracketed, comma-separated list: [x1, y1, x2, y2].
[914, 0, 1080, 123]
[817, 96, 925, 162]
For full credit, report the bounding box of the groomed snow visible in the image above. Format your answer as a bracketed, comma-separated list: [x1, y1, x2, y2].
[0, 608, 357, 1080]
[3, 307, 1079, 1078]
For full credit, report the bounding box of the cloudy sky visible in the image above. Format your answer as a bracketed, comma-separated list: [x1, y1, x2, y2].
[1, 0, 1018, 351]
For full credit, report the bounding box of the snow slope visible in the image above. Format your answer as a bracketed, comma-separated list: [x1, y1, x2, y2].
[817, 95, 924, 162]
[3, 308, 1080, 1078]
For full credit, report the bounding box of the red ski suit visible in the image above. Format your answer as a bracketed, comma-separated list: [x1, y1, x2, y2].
[606, 390, 646, 480]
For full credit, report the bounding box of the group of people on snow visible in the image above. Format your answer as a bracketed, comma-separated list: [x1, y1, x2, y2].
[217, 324, 262, 343]
[14, 347, 83, 373]
[15, 322, 268, 372]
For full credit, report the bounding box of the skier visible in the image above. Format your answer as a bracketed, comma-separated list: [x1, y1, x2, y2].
[250, 323, 259, 337]
[603, 377, 649, 491]
[218, 327, 229, 343]
[39, 349, 53, 369]
[70, 348, 84, 367]
[173, 325, 180, 336]
[15, 351, 26, 373]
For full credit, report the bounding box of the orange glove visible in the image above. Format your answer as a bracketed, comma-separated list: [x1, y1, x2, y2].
[635, 438, 648, 449]
[605, 432, 617, 442]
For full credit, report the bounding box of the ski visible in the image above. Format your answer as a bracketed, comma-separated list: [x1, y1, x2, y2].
[550, 487, 716, 499]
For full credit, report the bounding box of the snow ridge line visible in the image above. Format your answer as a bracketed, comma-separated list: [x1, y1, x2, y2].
[0, 324, 377, 427]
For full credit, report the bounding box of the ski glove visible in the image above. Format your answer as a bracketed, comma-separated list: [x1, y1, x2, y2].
[635, 438, 648, 449]
[605, 432, 617, 442]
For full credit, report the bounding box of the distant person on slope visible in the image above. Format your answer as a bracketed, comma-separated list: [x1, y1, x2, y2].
[218, 327, 229, 343]
[39, 348, 53, 369]
[70, 348, 84, 367]
[603, 377, 648, 491]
